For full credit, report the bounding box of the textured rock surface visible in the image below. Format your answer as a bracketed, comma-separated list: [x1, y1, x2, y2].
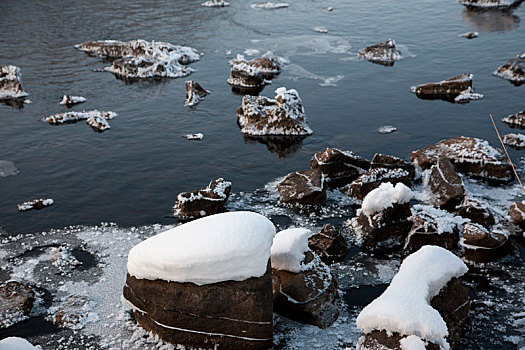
[342, 167, 412, 200]
[508, 201, 525, 228]
[43, 110, 117, 131]
[459, 0, 522, 7]
[184, 80, 209, 107]
[405, 212, 460, 251]
[308, 224, 349, 264]
[277, 168, 326, 205]
[426, 157, 465, 210]
[0, 282, 35, 329]
[493, 52, 525, 85]
[229, 54, 284, 78]
[502, 110, 525, 128]
[411, 73, 472, 96]
[358, 39, 401, 65]
[503, 133, 525, 148]
[370, 153, 415, 181]
[461, 223, 514, 263]
[310, 148, 370, 188]
[173, 178, 231, 218]
[227, 62, 266, 89]
[455, 197, 495, 227]
[0, 65, 28, 101]
[412, 136, 512, 182]
[17, 198, 54, 211]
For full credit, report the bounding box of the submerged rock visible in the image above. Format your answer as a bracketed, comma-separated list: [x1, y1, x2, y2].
[17, 198, 54, 211]
[459, 0, 523, 8]
[411, 136, 512, 182]
[502, 110, 525, 128]
[493, 52, 525, 85]
[237, 87, 312, 136]
[310, 148, 370, 188]
[201, 0, 229, 6]
[184, 80, 209, 107]
[358, 39, 401, 66]
[242, 134, 305, 157]
[277, 168, 326, 205]
[461, 223, 514, 263]
[59, 95, 86, 106]
[0, 65, 28, 101]
[0, 282, 35, 329]
[227, 62, 267, 90]
[173, 178, 231, 218]
[503, 133, 525, 148]
[308, 224, 349, 264]
[410, 73, 483, 103]
[0, 160, 20, 177]
[342, 167, 412, 200]
[425, 157, 465, 210]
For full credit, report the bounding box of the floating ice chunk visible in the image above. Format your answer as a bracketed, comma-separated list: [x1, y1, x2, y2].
[454, 87, 484, 103]
[0, 160, 20, 177]
[361, 182, 412, 216]
[314, 27, 328, 33]
[271, 227, 312, 272]
[17, 198, 54, 211]
[59, 95, 86, 106]
[378, 125, 397, 134]
[356, 245, 468, 347]
[244, 48, 261, 56]
[0, 65, 28, 100]
[250, 2, 289, 9]
[201, 0, 229, 6]
[459, 31, 479, 39]
[87, 115, 110, 131]
[327, 7, 334, 11]
[127, 211, 276, 285]
[0, 337, 41, 350]
[182, 133, 203, 140]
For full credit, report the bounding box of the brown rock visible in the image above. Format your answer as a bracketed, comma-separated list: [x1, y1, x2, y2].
[277, 168, 326, 205]
[502, 110, 525, 128]
[310, 148, 370, 188]
[0, 65, 28, 101]
[508, 201, 525, 228]
[455, 197, 495, 227]
[173, 178, 231, 218]
[123, 263, 273, 350]
[411, 73, 472, 96]
[405, 212, 460, 251]
[493, 52, 525, 86]
[308, 224, 349, 263]
[184, 80, 209, 107]
[503, 133, 525, 149]
[461, 223, 514, 263]
[370, 153, 416, 181]
[272, 251, 341, 328]
[342, 167, 412, 200]
[229, 55, 283, 78]
[426, 157, 465, 210]
[358, 39, 401, 66]
[412, 136, 512, 182]
[0, 281, 35, 329]
[227, 63, 266, 88]
[17, 198, 54, 211]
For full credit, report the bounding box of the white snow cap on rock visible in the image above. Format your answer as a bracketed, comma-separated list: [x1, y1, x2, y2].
[0, 337, 41, 350]
[356, 245, 468, 348]
[271, 227, 312, 273]
[400, 335, 427, 350]
[127, 211, 276, 285]
[361, 182, 413, 216]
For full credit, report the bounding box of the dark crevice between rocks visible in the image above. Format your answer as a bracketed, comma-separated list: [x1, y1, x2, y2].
[0, 316, 59, 338]
[343, 284, 389, 308]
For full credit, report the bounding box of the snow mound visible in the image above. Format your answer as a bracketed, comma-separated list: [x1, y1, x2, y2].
[271, 227, 312, 273]
[356, 245, 468, 347]
[0, 337, 41, 350]
[400, 335, 427, 350]
[361, 182, 413, 216]
[127, 211, 276, 285]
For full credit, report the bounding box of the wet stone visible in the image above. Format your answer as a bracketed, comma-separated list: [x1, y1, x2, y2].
[229, 54, 284, 79]
[405, 212, 460, 252]
[455, 197, 495, 227]
[502, 110, 525, 128]
[0, 65, 28, 101]
[276, 168, 326, 205]
[370, 153, 415, 181]
[358, 39, 401, 66]
[173, 178, 231, 219]
[503, 133, 525, 149]
[411, 73, 472, 97]
[227, 62, 266, 89]
[184, 80, 209, 107]
[493, 52, 525, 85]
[18, 198, 54, 211]
[426, 157, 465, 210]
[461, 223, 514, 263]
[508, 201, 525, 229]
[308, 224, 349, 264]
[310, 148, 370, 188]
[0, 281, 35, 329]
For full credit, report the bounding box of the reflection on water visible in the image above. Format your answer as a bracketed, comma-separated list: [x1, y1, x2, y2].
[462, 7, 520, 32]
[242, 134, 305, 157]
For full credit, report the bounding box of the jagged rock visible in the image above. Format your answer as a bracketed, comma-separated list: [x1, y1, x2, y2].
[229, 54, 284, 78]
[425, 157, 465, 210]
[17, 198, 54, 211]
[310, 148, 370, 188]
[358, 39, 401, 66]
[494, 53, 525, 85]
[502, 110, 525, 128]
[59, 95, 86, 106]
[43, 110, 117, 126]
[237, 87, 312, 136]
[342, 168, 412, 200]
[459, 0, 523, 7]
[508, 201, 525, 228]
[277, 168, 326, 205]
[272, 251, 341, 328]
[308, 224, 349, 263]
[227, 62, 267, 89]
[370, 153, 416, 181]
[173, 178, 231, 218]
[455, 197, 495, 227]
[184, 81, 209, 107]
[412, 136, 512, 182]
[0, 65, 28, 101]
[503, 133, 525, 148]
[461, 223, 514, 263]
[202, 0, 230, 6]
[410, 73, 483, 103]
[48, 294, 92, 330]
[460, 31, 479, 39]
[87, 115, 111, 131]
[0, 282, 35, 329]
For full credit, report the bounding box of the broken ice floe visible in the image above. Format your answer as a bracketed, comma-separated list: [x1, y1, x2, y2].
[59, 95, 86, 106]
[43, 110, 117, 132]
[377, 125, 397, 134]
[504, 133, 525, 149]
[493, 52, 525, 85]
[460, 31, 479, 39]
[17, 198, 54, 211]
[182, 133, 203, 140]
[0, 160, 20, 177]
[250, 2, 289, 9]
[358, 39, 401, 66]
[75, 39, 200, 80]
[201, 0, 229, 6]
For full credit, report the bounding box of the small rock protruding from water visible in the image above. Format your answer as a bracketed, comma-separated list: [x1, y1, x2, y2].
[227, 62, 267, 91]
[229, 53, 285, 79]
[503, 133, 525, 149]
[502, 110, 525, 128]
[461, 223, 514, 263]
[0, 281, 35, 329]
[18, 198, 54, 211]
[310, 148, 370, 188]
[184, 81, 209, 107]
[308, 224, 349, 264]
[201, 0, 229, 6]
[493, 53, 525, 85]
[460, 31, 479, 39]
[0, 65, 28, 102]
[455, 196, 495, 227]
[277, 168, 326, 205]
[425, 157, 465, 211]
[43, 110, 117, 132]
[173, 178, 231, 219]
[182, 133, 203, 140]
[377, 125, 397, 134]
[410, 73, 483, 103]
[59, 95, 86, 106]
[250, 2, 290, 9]
[358, 39, 401, 66]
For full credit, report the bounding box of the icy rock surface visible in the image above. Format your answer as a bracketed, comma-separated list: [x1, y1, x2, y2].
[43, 110, 117, 132]
[460, 31, 479, 39]
[201, 0, 229, 6]
[17, 198, 54, 211]
[0, 65, 28, 100]
[173, 177, 231, 218]
[502, 111, 525, 128]
[59, 95, 86, 106]
[358, 39, 401, 65]
[271, 227, 312, 273]
[229, 52, 286, 77]
[182, 133, 203, 140]
[504, 133, 525, 148]
[277, 168, 326, 205]
[184, 80, 209, 107]
[227, 61, 267, 89]
[250, 2, 290, 9]
[494, 53, 525, 85]
[378, 125, 397, 134]
[0, 282, 35, 329]
[459, 0, 523, 8]
[0, 160, 20, 177]
[411, 73, 482, 102]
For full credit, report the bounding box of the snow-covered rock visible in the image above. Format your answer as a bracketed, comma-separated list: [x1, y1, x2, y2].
[314, 27, 328, 33]
[459, 31, 479, 39]
[276, 168, 326, 205]
[411, 136, 512, 182]
[173, 178, 231, 218]
[493, 53, 525, 85]
[0, 282, 35, 329]
[508, 201, 525, 229]
[459, 0, 523, 8]
[377, 125, 397, 134]
[229, 53, 286, 78]
[342, 167, 412, 200]
[43, 110, 116, 125]
[59, 95, 86, 106]
[356, 245, 469, 349]
[123, 211, 275, 349]
[424, 157, 465, 210]
[503, 133, 525, 148]
[237, 87, 312, 136]
[361, 182, 413, 217]
[411, 73, 483, 103]
[310, 148, 370, 188]
[182, 133, 203, 140]
[0, 337, 40, 350]
[358, 39, 401, 65]
[250, 2, 290, 9]
[308, 224, 349, 264]
[86, 115, 111, 131]
[460, 223, 514, 263]
[455, 196, 495, 227]
[502, 110, 525, 128]
[0, 65, 28, 101]
[184, 80, 209, 107]
[201, 0, 229, 7]
[17, 198, 54, 211]
[370, 153, 415, 180]
[271, 228, 312, 273]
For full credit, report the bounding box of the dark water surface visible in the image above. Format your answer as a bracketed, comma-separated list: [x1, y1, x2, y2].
[1, 0, 524, 234]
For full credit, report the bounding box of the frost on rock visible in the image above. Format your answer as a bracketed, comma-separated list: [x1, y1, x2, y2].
[75, 39, 200, 80]
[459, 31, 479, 39]
[0, 337, 41, 350]
[0, 282, 35, 329]
[17, 198, 54, 211]
[460, 223, 514, 263]
[0, 65, 28, 101]
[310, 148, 370, 188]
[308, 224, 349, 264]
[229, 52, 286, 78]
[277, 168, 326, 205]
[237, 87, 312, 136]
[370, 153, 416, 180]
[411, 136, 512, 182]
[358, 39, 401, 66]
[342, 167, 412, 200]
[184, 80, 209, 107]
[502, 110, 525, 128]
[493, 53, 525, 85]
[201, 0, 229, 6]
[59, 95, 86, 106]
[453, 87, 484, 103]
[503, 133, 525, 149]
[227, 61, 268, 91]
[47, 294, 98, 330]
[0, 160, 20, 177]
[86, 115, 111, 131]
[314, 27, 328, 33]
[43, 110, 116, 132]
[411, 73, 483, 103]
[424, 157, 465, 210]
[173, 177, 231, 218]
[271, 227, 312, 273]
[455, 196, 495, 227]
[459, 0, 523, 8]
[250, 2, 290, 9]
[356, 246, 469, 349]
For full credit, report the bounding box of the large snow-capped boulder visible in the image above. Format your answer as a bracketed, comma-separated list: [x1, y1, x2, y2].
[410, 74, 483, 103]
[0, 65, 28, 102]
[494, 53, 525, 85]
[0, 282, 35, 329]
[358, 39, 401, 66]
[356, 246, 469, 350]
[271, 228, 341, 328]
[276, 168, 326, 205]
[123, 211, 275, 349]
[342, 167, 412, 200]
[370, 153, 415, 181]
[75, 39, 200, 80]
[308, 224, 349, 264]
[460, 223, 514, 263]
[411, 136, 512, 182]
[310, 148, 370, 188]
[425, 157, 465, 210]
[502, 110, 525, 128]
[184, 80, 209, 107]
[173, 178, 231, 219]
[229, 53, 285, 78]
[347, 183, 413, 251]
[237, 87, 312, 136]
